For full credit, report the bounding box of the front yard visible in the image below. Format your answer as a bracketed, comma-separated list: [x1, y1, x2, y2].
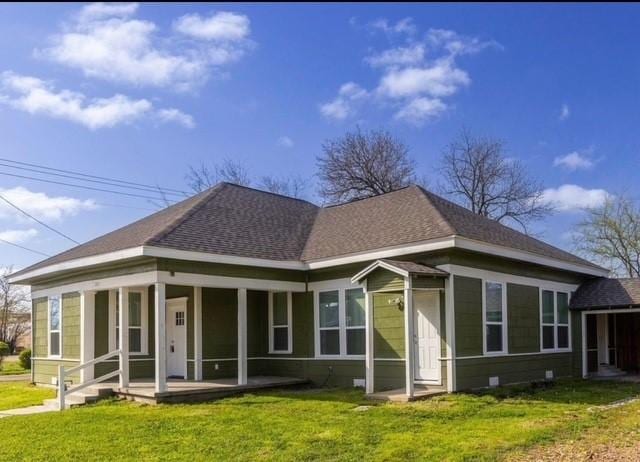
[0, 379, 639, 461]
[0, 381, 54, 411]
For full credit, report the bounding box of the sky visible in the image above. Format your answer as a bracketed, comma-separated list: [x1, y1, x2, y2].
[0, 2, 639, 270]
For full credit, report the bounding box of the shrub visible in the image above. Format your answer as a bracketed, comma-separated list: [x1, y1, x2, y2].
[18, 348, 31, 370]
[0, 341, 9, 366]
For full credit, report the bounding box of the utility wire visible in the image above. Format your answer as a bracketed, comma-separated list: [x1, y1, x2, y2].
[0, 171, 177, 202]
[0, 157, 189, 196]
[0, 193, 80, 244]
[0, 237, 50, 257]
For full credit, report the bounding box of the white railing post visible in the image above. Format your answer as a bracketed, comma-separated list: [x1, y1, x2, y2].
[57, 365, 65, 410]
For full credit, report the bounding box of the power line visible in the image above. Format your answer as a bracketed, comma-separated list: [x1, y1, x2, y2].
[0, 171, 177, 202]
[0, 193, 79, 244]
[0, 158, 189, 196]
[0, 237, 50, 257]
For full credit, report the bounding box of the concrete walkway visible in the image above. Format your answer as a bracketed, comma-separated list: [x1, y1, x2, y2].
[0, 405, 55, 419]
[0, 374, 30, 382]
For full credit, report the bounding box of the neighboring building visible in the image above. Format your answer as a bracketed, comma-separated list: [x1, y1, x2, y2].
[9, 183, 628, 400]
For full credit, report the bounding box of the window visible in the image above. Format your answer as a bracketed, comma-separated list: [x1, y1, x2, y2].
[48, 295, 61, 357]
[484, 282, 506, 354]
[269, 292, 292, 353]
[345, 288, 365, 355]
[175, 311, 185, 326]
[315, 286, 365, 358]
[111, 289, 148, 355]
[541, 289, 571, 351]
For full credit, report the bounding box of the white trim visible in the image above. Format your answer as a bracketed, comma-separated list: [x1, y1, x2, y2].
[351, 260, 410, 283]
[313, 279, 366, 359]
[404, 278, 415, 398]
[118, 287, 129, 388]
[365, 287, 374, 394]
[456, 350, 572, 360]
[47, 294, 62, 359]
[268, 291, 293, 354]
[33, 271, 160, 300]
[444, 276, 456, 392]
[237, 288, 248, 385]
[154, 282, 167, 393]
[157, 271, 305, 293]
[201, 358, 238, 362]
[482, 280, 508, 356]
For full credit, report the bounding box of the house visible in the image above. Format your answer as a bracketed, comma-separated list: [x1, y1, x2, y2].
[9, 182, 630, 403]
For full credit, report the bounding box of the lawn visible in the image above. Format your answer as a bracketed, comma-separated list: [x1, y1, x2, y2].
[0, 379, 639, 461]
[0, 358, 28, 375]
[0, 381, 54, 411]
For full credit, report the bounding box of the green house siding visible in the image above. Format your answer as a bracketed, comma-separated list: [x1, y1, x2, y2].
[247, 290, 268, 357]
[33, 298, 48, 357]
[456, 353, 574, 390]
[201, 287, 237, 379]
[62, 293, 81, 359]
[571, 312, 583, 377]
[373, 292, 405, 359]
[454, 276, 483, 357]
[33, 358, 80, 385]
[367, 269, 405, 292]
[412, 276, 445, 289]
[94, 291, 110, 357]
[507, 283, 540, 354]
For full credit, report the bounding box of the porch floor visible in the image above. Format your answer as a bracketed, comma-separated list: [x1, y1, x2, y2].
[367, 385, 447, 403]
[110, 376, 309, 404]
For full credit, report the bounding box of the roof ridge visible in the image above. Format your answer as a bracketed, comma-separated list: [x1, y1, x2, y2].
[220, 182, 319, 207]
[145, 183, 226, 246]
[322, 185, 414, 209]
[413, 185, 458, 236]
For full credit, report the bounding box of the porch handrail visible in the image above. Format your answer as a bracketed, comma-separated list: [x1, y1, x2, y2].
[57, 349, 122, 411]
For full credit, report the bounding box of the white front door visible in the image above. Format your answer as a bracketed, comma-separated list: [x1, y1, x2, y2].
[413, 291, 441, 383]
[166, 298, 187, 379]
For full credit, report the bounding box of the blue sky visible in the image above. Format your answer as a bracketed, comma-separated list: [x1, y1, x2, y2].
[0, 3, 638, 269]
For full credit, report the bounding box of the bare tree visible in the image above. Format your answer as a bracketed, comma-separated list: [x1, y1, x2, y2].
[186, 159, 252, 193]
[440, 130, 552, 232]
[0, 267, 30, 354]
[573, 195, 640, 277]
[259, 175, 308, 199]
[317, 127, 417, 203]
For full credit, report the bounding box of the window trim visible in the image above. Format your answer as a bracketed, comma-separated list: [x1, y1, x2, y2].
[47, 294, 62, 358]
[268, 291, 293, 354]
[539, 288, 572, 353]
[482, 280, 508, 356]
[313, 280, 365, 359]
[109, 288, 149, 355]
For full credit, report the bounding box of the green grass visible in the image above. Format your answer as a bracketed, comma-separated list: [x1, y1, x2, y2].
[0, 381, 54, 411]
[0, 358, 29, 375]
[0, 379, 638, 461]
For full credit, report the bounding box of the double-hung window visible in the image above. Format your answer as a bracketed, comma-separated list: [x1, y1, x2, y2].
[48, 295, 61, 357]
[112, 289, 148, 355]
[316, 286, 365, 357]
[541, 289, 570, 351]
[484, 281, 506, 354]
[269, 292, 292, 353]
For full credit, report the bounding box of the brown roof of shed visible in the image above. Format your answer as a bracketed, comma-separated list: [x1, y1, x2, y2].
[12, 183, 603, 279]
[571, 278, 640, 309]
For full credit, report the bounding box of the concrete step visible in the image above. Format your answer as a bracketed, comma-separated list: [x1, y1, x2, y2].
[598, 364, 626, 377]
[43, 384, 115, 410]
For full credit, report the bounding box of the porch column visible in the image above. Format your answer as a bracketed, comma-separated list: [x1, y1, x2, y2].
[194, 286, 203, 381]
[79, 290, 95, 383]
[237, 288, 248, 385]
[581, 311, 588, 378]
[365, 290, 374, 394]
[118, 287, 129, 388]
[404, 280, 415, 398]
[155, 282, 167, 393]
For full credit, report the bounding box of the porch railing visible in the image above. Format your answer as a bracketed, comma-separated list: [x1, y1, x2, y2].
[57, 349, 122, 410]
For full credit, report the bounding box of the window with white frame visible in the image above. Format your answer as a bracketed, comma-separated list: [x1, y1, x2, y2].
[484, 281, 506, 354]
[269, 292, 292, 353]
[316, 286, 365, 357]
[48, 295, 61, 357]
[112, 289, 148, 355]
[541, 289, 570, 351]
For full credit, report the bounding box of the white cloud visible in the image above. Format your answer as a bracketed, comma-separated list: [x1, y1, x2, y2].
[319, 82, 368, 120]
[156, 108, 195, 128]
[277, 136, 294, 148]
[0, 71, 193, 129]
[553, 151, 594, 171]
[320, 22, 498, 125]
[369, 18, 416, 36]
[77, 2, 138, 22]
[394, 97, 446, 125]
[174, 11, 250, 41]
[0, 228, 38, 244]
[40, 4, 252, 90]
[559, 103, 570, 121]
[541, 184, 610, 211]
[0, 187, 97, 222]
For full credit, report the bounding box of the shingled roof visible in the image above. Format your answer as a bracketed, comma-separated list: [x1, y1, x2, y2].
[571, 278, 640, 309]
[12, 183, 603, 280]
